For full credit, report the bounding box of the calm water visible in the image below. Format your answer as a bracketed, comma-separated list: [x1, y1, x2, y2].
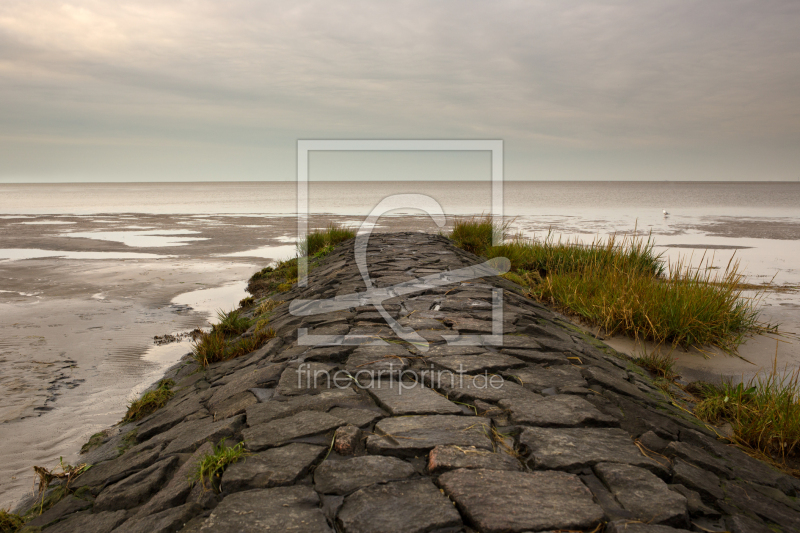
[2, 180, 800, 216]
[0, 180, 798, 509]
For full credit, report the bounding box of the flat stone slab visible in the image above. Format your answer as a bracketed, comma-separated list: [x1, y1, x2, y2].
[428, 353, 525, 374]
[499, 394, 619, 427]
[72, 447, 161, 489]
[207, 364, 283, 407]
[134, 442, 213, 518]
[581, 366, 658, 403]
[136, 396, 208, 442]
[24, 495, 92, 529]
[499, 348, 570, 365]
[434, 373, 539, 402]
[438, 469, 604, 533]
[246, 388, 363, 426]
[520, 427, 665, 474]
[345, 345, 412, 376]
[277, 362, 337, 396]
[95, 456, 179, 512]
[114, 502, 203, 533]
[243, 410, 346, 450]
[365, 380, 462, 415]
[222, 443, 326, 493]
[427, 445, 521, 474]
[42, 510, 129, 533]
[671, 458, 723, 502]
[337, 479, 462, 533]
[198, 485, 332, 532]
[606, 522, 694, 533]
[594, 462, 688, 527]
[314, 455, 417, 495]
[501, 364, 587, 392]
[327, 407, 382, 427]
[367, 415, 493, 457]
[162, 414, 245, 455]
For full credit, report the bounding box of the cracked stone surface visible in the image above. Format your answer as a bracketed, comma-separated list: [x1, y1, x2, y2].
[21, 233, 800, 532]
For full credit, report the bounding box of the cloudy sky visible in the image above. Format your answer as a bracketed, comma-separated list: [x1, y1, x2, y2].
[1, 0, 799, 182]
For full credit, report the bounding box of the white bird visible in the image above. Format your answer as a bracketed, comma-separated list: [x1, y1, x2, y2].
[663, 209, 669, 216]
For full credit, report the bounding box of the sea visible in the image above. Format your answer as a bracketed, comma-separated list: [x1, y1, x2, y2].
[0, 180, 799, 509]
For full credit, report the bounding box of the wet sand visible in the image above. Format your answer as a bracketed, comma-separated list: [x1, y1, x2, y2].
[0, 213, 445, 509]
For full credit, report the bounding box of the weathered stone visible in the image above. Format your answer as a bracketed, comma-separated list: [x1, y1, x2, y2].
[500, 394, 619, 427]
[499, 348, 569, 365]
[605, 521, 693, 533]
[519, 427, 666, 474]
[594, 462, 688, 527]
[442, 317, 495, 333]
[133, 442, 213, 518]
[72, 447, 161, 489]
[668, 484, 720, 518]
[24, 495, 91, 528]
[365, 380, 462, 415]
[135, 396, 207, 442]
[427, 445, 521, 474]
[367, 415, 493, 457]
[246, 387, 362, 426]
[580, 473, 636, 521]
[337, 479, 462, 533]
[94, 456, 179, 512]
[639, 430, 670, 453]
[344, 345, 412, 376]
[162, 414, 245, 455]
[663, 440, 733, 479]
[438, 469, 604, 532]
[428, 353, 525, 374]
[243, 410, 345, 450]
[496, 336, 542, 350]
[501, 364, 587, 393]
[582, 366, 658, 404]
[221, 443, 326, 493]
[41, 510, 128, 533]
[198, 485, 332, 532]
[276, 362, 337, 396]
[314, 456, 417, 495]
[327, 407, 382, 427]
[207, 364, 283, 407]
[434, 373, 539, 402]
[208, 390, 257, 420]
[114, 503, 203, 533]
[671, 458, 723, 502]
[725, 480, 800, 531]
[725, 513, 776, 533]
[408, 344, 486, 357]
[334, 425, 363, 455]
[679, 428, 797, 494]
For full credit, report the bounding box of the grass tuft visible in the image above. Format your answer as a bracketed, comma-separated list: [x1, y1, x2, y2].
[192, 439, 249, 492]
[448, 216, 770, 355]
[123, 379, 174, 423]
[0, 510, 23, 533]
[298, 223, 356, 257]
[694, 362, 800, 462]
[633, 351, 678, 381]
[211, 309, 251, 336]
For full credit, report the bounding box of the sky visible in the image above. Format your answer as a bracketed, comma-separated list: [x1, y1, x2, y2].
[1, 1, 799, 182]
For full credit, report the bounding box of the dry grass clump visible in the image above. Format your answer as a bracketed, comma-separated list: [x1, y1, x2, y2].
[191, 310, 275, 368]
[633, 351, 678, 381]
[123, 379, 175, 422]
[247, 224, 354, 297]
[694, 362, 800, 463]
[448, 216, 770, 355]
[0, 510, 23, 533]
[298, 223, 356, 256]
[192, 439, 249, 493]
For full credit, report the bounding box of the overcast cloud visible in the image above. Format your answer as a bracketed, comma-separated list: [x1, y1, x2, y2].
[1, 0, 799, 181]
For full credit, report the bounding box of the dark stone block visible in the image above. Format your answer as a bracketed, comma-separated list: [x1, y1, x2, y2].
[221, 443, 325, 493]
[337, 479, 462, 533]
[198, 485, 332, 531]
[40, 510, 129, 533]
[314, 455, 416, 495]
[242, 410, 345, 450]
[94, 456, 179, 512]
[367, 415, 493, 457]
[499, 394, 619, 427]
[438, 468, 603, 533]
[427, 445, 521, 474]
[594, 462, 688, 527]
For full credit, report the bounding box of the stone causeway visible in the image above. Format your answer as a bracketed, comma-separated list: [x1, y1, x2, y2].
[16, 233, 800, 532]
